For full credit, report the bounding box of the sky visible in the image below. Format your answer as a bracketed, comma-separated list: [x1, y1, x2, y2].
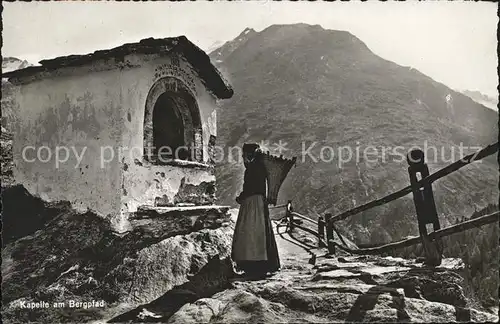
[2, 1, 498, 98]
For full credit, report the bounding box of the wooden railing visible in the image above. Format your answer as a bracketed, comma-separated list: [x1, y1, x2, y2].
[279, 142, 499, 266]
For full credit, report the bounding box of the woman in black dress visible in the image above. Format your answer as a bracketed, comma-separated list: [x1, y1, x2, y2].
[231, 143, 280, 278]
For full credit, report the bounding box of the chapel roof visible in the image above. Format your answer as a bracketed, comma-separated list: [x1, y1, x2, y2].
[3, 36, 233, 99]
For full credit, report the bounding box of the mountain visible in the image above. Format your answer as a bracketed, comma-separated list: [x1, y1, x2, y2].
[2, 56, 33, 74]
[461, 89, 498, 111]
[2, 57, 34, 186]
[210, 23, 498, 244]
[209, 27, 257, 65]
[2, 57, 35, 128]
[206, 40, 226, 55]
[209, 24, 498, 308]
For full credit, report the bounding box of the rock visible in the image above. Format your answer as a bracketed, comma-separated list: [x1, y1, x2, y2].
[173, 179, 216, 205]
[167, 298, 223, 323]
[0, 185, 72, 245]
[167, 255, 498, 323]
[385, 270, 467, 307]
[107, 256, 235, 323]
[2, 200, 496, 323]
[168, 289, 325, 324]
[105, 226, 234, 305]
[2, 195, 235, 324]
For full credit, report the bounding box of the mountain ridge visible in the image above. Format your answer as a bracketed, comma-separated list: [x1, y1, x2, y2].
[2, 56, 33, 74]
[460, 89, 498, 111]
[209, 23, 498, 241]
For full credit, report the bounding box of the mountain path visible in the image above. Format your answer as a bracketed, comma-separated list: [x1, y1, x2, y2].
[165, 210, 498, 323]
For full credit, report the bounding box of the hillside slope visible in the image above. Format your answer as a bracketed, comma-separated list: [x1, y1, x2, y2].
[210, 24, 498, 245]
[461, 89, 498, 111]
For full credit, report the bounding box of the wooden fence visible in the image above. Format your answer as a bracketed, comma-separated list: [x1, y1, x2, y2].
[279, 142, 499, 266]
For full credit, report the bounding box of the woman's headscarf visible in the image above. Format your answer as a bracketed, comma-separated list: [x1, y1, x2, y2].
[243, 143, 260, 155]
[242, 143, 261, 166]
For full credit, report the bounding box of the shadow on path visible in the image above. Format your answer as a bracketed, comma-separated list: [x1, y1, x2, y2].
[346, 285, 410, 322]
[275, 222, 318, 262]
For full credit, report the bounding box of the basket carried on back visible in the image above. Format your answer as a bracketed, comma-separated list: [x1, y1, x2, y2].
[259, 151, 297, 205]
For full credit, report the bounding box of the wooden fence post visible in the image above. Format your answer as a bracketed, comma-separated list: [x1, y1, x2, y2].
[318, 215, 326, 247]
[407, 149, 442, 266]
[287, 200, 294, 233]
[325, 213, 335, 254]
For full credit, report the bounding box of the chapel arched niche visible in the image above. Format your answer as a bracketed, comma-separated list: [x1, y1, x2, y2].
[143, 77, 203, 163]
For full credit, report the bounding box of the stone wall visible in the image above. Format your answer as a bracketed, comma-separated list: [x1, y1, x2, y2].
[119, 55, 220, 230]
[12, 66, 124, 224]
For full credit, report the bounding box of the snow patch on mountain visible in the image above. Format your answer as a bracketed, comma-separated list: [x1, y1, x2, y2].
[461, 89, 498, 112]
